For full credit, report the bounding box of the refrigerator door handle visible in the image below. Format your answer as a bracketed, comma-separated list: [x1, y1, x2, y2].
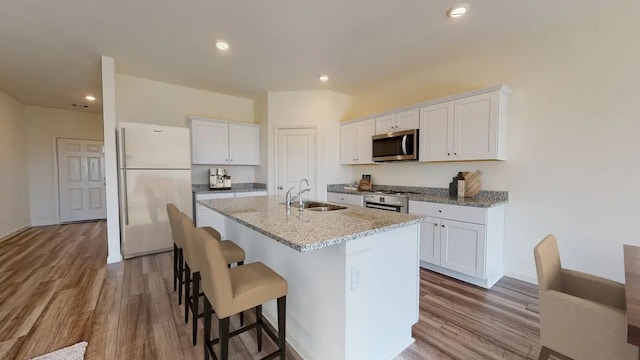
[121, 127, 127, 168]
[123, 170, 129, 225]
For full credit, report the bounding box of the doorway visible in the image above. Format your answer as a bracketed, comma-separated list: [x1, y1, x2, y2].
[57, 138, 107, 222]
[276, 128, 317, 199]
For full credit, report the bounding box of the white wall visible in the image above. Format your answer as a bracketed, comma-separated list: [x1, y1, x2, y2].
[347, 5, 640, 283]
[24, 106, 103, 226]
[0, 90, 29, 239]
[267, 90, 353, 200]
[115, 74, 257, 184]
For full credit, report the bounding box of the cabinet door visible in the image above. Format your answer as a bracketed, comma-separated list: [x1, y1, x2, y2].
[340, 123, 357, 165]
[355, 119, 375, 164]
[420, 102, 454, 162]
[327, 192, 363, 206]
[191, 120, 229, 165]
[375, 114, 396, 134]
[229, 123, 260, 165]
[234, 191, 267, 198]
[440, 219, 486, 278]
[454, 92, 498, 160]
[395, 109, 419, 132]
[419, 217, 441, 265]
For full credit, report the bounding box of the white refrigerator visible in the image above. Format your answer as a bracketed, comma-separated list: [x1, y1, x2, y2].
[118, 122, 192, 259]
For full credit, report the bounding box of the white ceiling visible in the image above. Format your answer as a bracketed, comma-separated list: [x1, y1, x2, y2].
[0, 0, 623, 113]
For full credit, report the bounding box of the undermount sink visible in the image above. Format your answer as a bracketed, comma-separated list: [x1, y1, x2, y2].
[280, 200, 347, 212]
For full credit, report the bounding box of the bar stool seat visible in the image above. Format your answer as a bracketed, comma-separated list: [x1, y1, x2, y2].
[196, 227, 288, 360]
[201, 227, 245, 265]
[180, 215, 246, 347]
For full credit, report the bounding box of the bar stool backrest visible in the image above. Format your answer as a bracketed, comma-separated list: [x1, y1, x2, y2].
[179, 213, 199, 272]
[166, 203, 182, 248]
[196, 227, 234, 317]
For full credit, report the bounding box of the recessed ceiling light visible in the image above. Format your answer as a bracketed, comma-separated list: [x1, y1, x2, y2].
[319, 75, 329, 82]
[447, 4, 469, 18]
[216, 41, 229, 50]
[85, 95, 96, 101]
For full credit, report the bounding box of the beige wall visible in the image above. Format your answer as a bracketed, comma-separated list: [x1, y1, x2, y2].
[25, 106, 103, 225]
[267, 90, 353, 200]
[347, 5, 640, 283]
[0, 90, 29, 238]
[115, 74, 258, 184]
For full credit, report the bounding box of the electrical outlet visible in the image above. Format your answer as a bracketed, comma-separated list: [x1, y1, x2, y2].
[351, 264, 362, 290]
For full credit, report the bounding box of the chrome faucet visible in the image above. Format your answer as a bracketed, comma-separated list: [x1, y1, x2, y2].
[285, 178, 311, 211]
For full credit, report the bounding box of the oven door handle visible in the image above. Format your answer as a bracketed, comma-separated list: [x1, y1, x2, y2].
[365, 203, 402, 212]
[402, 135, 408, 155]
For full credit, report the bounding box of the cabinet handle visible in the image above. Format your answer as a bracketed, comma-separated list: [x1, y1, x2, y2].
[438, 210, 442, 213]
[447, 153, 450, 156]
[441, 225, 445, 228]
[434, 223, 437, 226]
[230, 159, 233, 161]
[454, 153, 457, 155]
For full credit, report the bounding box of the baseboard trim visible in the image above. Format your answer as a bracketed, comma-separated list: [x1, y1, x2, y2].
[504, 271, 537, 285]
[0, 224, 31, 242]
[31, 220, 60, 227]
[107, 254, 123, 264]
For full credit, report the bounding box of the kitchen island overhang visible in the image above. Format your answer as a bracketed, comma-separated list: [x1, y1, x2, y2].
[197, 196, 423, 360]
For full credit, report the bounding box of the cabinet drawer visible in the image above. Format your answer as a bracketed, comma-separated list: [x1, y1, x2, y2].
[327, 192, 363, 207]
[195, 193, 236, 201]
[408, 200, 487, 224]
[234, 191, 267, 198]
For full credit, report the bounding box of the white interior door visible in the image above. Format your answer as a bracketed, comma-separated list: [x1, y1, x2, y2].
[277, 128, 317, 200]
[57, 138, 106, 222]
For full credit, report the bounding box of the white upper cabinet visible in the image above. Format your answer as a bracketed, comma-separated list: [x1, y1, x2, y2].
[340, 118, 375, 165]
[190, 117, 260, 165]
[375, 114, 396, 134]
[228, 123, 260, 165]
[395, 109, 420, 132]
[420, 102, 454, 162]
[374, 109, 419, 135]
[420, 87, 508, 162]
[191, 120, 228, 164]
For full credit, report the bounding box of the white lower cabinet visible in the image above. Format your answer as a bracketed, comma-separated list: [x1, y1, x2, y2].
[410, 200, 505, 288]
[419, 217, 441, 265]
[234, 191, 268, 198]
[327, 192, 363, 207]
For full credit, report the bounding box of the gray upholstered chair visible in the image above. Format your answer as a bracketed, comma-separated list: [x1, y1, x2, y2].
[534, 234, 638, 360]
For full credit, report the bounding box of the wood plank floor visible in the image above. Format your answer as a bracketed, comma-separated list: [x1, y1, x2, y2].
[0, 221, 543, 359]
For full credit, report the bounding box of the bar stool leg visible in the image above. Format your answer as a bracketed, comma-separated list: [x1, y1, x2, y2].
[277, 296, 286, 360]
[178, 249, 184, 305]
[256, 305, 262, 352]
[220, 316, 230, 360]
[192, 272, 200, 346]
[173, 244, 178, 291]
[184, 265, 191, 324]
[204, 297, 211, 360]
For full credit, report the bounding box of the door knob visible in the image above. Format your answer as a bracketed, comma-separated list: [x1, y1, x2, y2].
[278, 186, 284, 190]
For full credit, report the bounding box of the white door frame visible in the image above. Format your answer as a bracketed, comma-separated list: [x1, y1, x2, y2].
[274, 125, 319, 199]
[55, 137, 106, 223]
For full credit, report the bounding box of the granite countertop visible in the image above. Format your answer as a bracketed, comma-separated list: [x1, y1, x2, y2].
[327, 184, 508, 208]
[193, 183, 267, 194]
[198, 196, 423, 252]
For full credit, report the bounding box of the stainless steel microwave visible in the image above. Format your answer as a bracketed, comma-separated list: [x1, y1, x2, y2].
[372, 129, 419, 162]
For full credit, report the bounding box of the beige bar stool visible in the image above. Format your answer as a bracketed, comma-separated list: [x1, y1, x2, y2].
[167, 203, 186, 305]
[179, 213, 246, 346]
[195, 227, 288, 360]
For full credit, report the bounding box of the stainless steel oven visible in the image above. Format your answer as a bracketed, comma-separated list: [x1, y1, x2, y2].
[363, 192, 409, 213]
[372, 129, 418, 162]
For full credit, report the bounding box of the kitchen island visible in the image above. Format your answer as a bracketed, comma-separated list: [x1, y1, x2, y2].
[197, 196, 423, 360]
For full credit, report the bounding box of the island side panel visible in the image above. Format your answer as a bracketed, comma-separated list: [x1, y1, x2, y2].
[205, 209, 348, 360]
[344, 223, 420, 360]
